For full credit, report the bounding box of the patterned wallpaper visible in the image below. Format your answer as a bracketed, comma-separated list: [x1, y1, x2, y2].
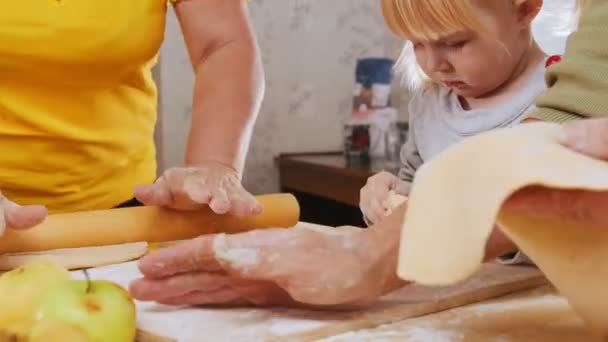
[242, 0, 407, 194]
[155, 0, 574, 195]
[157, 0, 405, 195]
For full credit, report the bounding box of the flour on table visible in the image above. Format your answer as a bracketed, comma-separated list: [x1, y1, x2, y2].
[471, 294, 564, 316]
[295, 222, 353, 235]
[267, 318, 326, 336]
[321, 325, 462, 342]
[404, 327, 462, 342]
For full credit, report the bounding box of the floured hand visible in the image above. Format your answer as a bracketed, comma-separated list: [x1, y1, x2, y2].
[134, 161, 262, 216]
[0, 191, 47, 236]
[130, 207, 408, 309]
[359, 171, 409, 225]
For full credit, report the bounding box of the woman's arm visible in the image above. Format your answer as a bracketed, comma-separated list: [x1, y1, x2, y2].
[134, 0, 264, 214]
[175, 0, 264, 174]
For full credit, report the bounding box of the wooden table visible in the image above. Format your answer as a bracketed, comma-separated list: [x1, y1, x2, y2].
[277, 152, 400, 226]
[277, 152, 399, 207]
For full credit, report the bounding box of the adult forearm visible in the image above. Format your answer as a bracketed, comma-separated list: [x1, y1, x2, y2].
[372, 200, 518, 295]
[365, 204, 410, 294]
[186, 39, 264, 176]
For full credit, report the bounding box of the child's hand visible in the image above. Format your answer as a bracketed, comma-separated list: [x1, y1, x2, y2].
[134, 161, 262, 216]
[359, 171, 409, 225]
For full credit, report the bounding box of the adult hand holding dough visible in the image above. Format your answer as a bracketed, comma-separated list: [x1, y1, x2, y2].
[0, 191, 47, 236]
[504, 118, 608, 222]
[398, 121, 608, 336]
[130, 207, 408, 308]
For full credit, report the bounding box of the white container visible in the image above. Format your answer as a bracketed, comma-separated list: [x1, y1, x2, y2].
[344, 107, 398, 158]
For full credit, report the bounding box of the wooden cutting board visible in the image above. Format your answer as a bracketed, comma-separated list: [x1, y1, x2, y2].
[77, 262, 547, 342]
[321, 286, 600, 342]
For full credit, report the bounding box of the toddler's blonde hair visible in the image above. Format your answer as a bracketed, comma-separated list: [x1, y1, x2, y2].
[380, 0, 489, 90]
[382, 0, 583, 91]
[380, 0, 485, 41]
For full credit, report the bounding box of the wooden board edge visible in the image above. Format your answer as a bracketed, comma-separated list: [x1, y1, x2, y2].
[280, 275, 548, 342]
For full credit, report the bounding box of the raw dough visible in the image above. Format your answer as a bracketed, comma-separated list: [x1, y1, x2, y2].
[0, 242, 148, 270]
[385, 191, 407, 215]
[397, 122, 608, 336]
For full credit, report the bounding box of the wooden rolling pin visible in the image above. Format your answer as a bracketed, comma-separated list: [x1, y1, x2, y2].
[0, 193, 299, 254]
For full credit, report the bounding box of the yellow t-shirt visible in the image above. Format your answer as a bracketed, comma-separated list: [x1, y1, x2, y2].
[0, 1, 170, 213]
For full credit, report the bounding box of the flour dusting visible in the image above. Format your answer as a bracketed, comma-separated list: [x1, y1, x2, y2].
[321, 326, 462, 342]
[405, 327, 462, 342]
[267, 318, 326, 336]
[471, 295, 564, 315]
[212, 234, 259, 270]
[446, 317, 463, 325]
[321, 329, 410, 341]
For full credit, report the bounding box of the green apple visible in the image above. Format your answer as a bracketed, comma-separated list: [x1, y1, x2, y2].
[33, 278, 136, 342]
[0, 260, 71, 328]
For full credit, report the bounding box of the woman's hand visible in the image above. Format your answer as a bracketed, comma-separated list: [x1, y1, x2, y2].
[360, 171, 409, 224]
[138, 0, 262, 217]
[134, 161, 262, 216]
[0, 191, 47, 236]
[559, 118, 608, 160]
[130, 205, 408, 309]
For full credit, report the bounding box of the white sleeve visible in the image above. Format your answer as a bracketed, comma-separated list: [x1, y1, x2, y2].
[398, 96, 424, 189]
[398, 130, 422, 188]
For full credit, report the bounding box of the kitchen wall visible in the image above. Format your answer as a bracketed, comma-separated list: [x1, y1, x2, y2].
[155, 0, 576, 195]
[156, 0, 405, 194]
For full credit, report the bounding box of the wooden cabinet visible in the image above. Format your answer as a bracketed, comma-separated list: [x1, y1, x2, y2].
[277, 152, 399, 226]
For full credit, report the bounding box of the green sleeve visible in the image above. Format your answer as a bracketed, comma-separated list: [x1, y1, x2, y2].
[528, 0, 608, 122]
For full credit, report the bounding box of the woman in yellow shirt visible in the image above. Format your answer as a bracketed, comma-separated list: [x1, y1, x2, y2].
[0, 0, 264, 234]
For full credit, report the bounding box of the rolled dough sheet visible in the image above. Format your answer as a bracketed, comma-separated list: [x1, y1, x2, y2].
[0, 242, 148, 270]
[397, 122, 608, 335]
